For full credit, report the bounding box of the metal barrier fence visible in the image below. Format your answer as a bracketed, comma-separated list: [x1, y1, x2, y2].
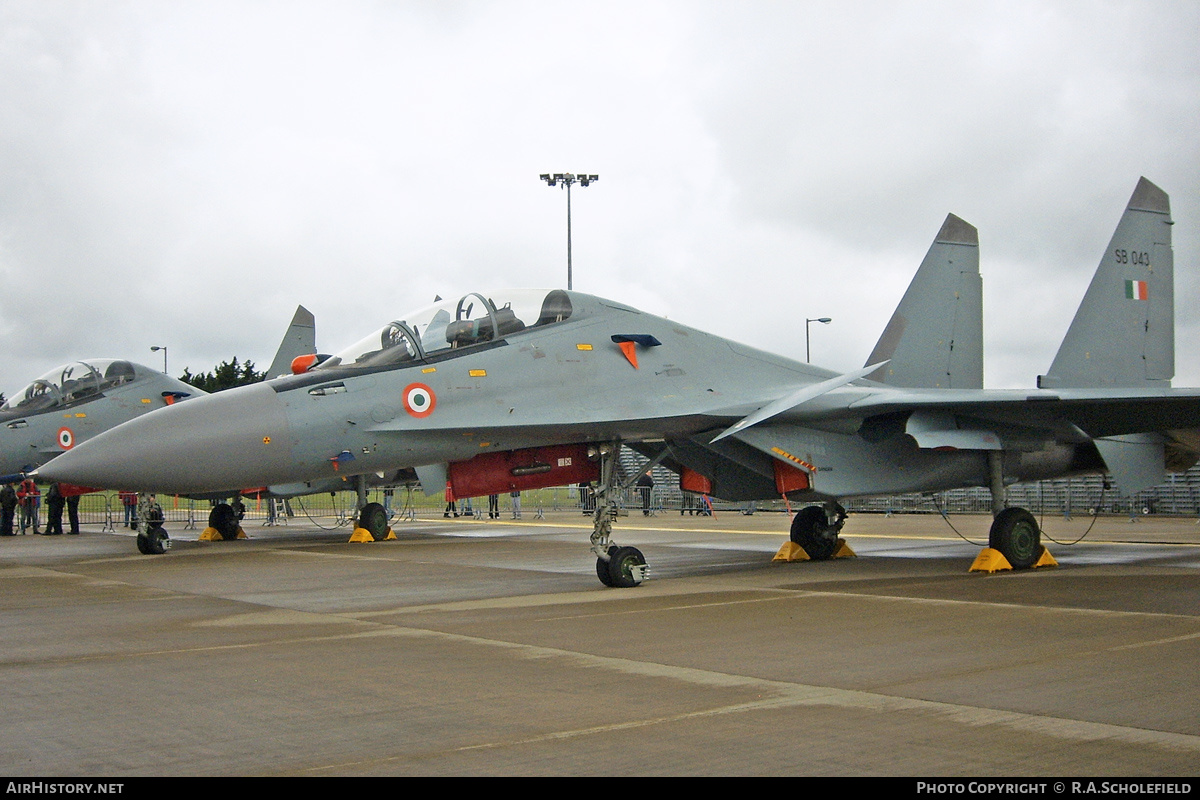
[34, 463, 1200, 529]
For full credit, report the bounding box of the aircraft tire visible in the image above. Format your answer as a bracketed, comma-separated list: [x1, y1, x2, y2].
[137, 525, 168, 555]
[596, 558, 615, 586]
[790, 506, 838, 560]
[208, 503, 239, 540]
[989, 507, 1041, 569]
[358, 502, 388, 540]
[596, 545, 619, 587]
[607, 546, 646, 588]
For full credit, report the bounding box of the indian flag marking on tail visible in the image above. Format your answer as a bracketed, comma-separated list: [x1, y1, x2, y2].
[1125, 280, 1149, 300]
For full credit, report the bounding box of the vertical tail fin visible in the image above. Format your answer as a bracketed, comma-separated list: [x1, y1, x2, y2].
[265, 305, 317, 379]
[864, 213, 983, 389]
[1038, 177, 1174, 389]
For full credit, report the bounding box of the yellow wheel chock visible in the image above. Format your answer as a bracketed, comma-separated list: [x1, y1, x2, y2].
[970, 546, 1057, 573]
[198, 526, 246, 541]
[349, 527, 397, 543]
[773, 538, 856, 562]
[1034, 547, 1058, 568]
[773, 541, 809, 562]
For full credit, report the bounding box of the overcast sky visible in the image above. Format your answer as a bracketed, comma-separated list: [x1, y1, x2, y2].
[1, 0, 1197, 397]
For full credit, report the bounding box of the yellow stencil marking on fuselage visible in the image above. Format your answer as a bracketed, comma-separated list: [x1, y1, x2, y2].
[771, 447, 816, 472]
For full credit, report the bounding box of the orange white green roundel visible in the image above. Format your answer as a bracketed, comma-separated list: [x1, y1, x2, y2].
[402, 383, 436, 418]
[57, 426, 75, 449]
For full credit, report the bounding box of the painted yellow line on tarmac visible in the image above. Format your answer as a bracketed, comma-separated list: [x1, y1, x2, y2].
[432, 516, 789, 537]
[428, 514, 1200, 547]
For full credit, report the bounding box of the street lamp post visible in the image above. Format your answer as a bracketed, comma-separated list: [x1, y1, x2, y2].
[805, 318, 831, 363]
[150, 346, 168, 374]
[540, 173, 598, 290]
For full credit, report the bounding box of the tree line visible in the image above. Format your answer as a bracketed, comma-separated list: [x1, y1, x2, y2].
[179, 357, 267, 393]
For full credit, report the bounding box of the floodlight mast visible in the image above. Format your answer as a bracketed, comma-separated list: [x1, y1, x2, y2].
[805, 318, 832, 363]
[150, 345, 168, 374]
[540, 172, 598, 290]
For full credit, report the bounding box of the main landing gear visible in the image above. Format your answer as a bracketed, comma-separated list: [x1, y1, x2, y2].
[788, 502, 848, 560]
[590, 443, 649, 588]
[972, 506, 1054, 573]
[204, 503, 244, 541]
[356, 501, 390, 540]
[975, 452, 1052, 572]
[782, 497, 1048, 572]
[347, 475, 395, 542]
[985, 507, 1045, 570]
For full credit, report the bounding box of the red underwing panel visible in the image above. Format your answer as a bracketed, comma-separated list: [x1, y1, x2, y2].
[680, 467, 712, 495]
[773, 459, 810, 494]
[449, 444, 599, 498]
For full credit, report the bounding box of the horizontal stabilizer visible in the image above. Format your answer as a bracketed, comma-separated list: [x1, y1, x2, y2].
[1093, 433, 1166, 496]
[711, 361, 887, 443]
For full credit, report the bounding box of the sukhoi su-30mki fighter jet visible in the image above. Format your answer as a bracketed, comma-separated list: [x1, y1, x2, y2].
[41, 178, 1200, 587]
[0, 359, 198, 480]
[0, 306, 316, 482]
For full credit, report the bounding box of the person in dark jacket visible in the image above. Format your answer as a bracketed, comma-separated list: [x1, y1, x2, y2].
[0, 483, 16, 536]
[44, 483, 65, 536]
[66, 491, 81, 535]
[637, 471, 654, 516]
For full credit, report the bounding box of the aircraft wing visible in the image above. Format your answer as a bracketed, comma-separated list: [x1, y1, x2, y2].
[835, 386, 1200, 439]
[676, 382, 1198, 503]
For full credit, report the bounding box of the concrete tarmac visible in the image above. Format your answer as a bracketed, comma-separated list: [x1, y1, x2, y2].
[1, 509, 1198, 776]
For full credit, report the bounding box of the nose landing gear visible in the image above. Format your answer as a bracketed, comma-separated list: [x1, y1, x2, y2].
[590, 443, 650, 588]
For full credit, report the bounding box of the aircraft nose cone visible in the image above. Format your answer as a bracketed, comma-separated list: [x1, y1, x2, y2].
[39, 382, 294, 494]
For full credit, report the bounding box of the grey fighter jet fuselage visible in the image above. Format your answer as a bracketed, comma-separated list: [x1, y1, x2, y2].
[39, 178, 1200, 584]
[2, 305, 318, 485]
[38, 290, 863, 495]
[0, 359, 200, 480]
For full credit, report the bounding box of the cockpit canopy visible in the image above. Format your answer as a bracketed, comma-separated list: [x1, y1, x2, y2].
[1, 359, 143, 413]
[320, 289, 574, 370]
